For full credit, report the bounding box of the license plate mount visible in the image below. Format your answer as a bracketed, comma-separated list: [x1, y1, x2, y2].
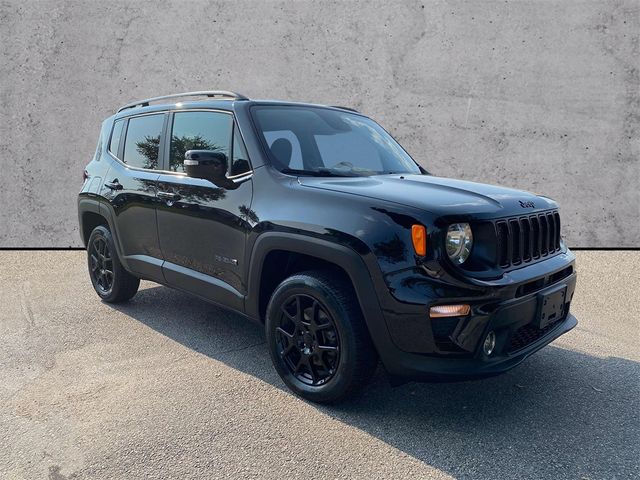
[536, 285, 567, 329]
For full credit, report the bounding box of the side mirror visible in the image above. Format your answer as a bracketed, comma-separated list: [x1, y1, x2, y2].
[184, 150, 229, 186]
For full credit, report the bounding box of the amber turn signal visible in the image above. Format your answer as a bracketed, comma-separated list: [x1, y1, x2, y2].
[411, 224, 427, 256]
[430, 304, 471, 318]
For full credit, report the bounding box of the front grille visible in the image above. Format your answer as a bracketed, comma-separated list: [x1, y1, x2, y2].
[495, 210, 562, 268]
[507, 318, 563, 353]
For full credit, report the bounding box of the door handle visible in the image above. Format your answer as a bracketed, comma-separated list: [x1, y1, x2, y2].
[104, 179, 123, 190]
[157, 191, 181, 201]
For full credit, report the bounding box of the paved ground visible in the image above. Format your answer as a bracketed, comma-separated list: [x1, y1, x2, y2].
[0, 251, 638, 479]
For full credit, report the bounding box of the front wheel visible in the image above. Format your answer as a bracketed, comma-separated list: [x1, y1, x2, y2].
[265, 271, 377, 403]
[87, 225, 139, 303]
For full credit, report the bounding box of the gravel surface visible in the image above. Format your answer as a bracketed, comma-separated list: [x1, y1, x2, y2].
[0, 251, 638, 479]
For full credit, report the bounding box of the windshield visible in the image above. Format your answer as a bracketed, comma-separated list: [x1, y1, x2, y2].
[251, 106, 422, 177]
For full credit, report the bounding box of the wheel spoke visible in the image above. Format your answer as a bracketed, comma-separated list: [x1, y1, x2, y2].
[279, 343, 295, 358]
[293, 356, 305, 375]
[294, 296, 302, 324]
[311, 306, 332, 331]
[316, 345, 338, 353]
[315, 322, 333, 331]
[308, 361, 319, 384]
[90, 254, 99, 271]
[308, 301, 320, 329]
[281, 296, 301, 325]
[276, 326, 294, 341]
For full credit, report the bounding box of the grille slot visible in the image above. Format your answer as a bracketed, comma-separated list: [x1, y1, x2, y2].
[509, 219, 521, 264]
[494, 210, 562, 269]
[496, 221, 510, 267]
[539, 215, 549, 255]
[531, 216, 540, 258]
[553, 212, 561, 248]
[520, 217, 532, 262]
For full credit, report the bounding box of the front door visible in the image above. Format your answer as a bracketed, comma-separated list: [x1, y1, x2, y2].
[155, 110, 253, 311]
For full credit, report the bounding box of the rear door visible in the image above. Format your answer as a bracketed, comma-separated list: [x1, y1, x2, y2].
[155, 110, 253, 311]
[102, 112, 167, 282]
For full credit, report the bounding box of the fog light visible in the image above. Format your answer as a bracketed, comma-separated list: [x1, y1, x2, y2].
[483, 331, 496, 356]
[430, 304, 470, 318]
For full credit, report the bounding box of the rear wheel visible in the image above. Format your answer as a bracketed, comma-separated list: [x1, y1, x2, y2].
[266, 271, 377, 403]
[87, 225, 139, 303]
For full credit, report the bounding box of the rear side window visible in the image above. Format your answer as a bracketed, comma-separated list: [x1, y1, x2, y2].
[122, 114, 165, 169]
[109, 119, 125, 157]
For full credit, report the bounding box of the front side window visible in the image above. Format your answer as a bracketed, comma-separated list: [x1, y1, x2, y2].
[231, 124, 252, 176]
[122, 114, 165, 169]
[251, 106, 421, 176]
[169, 111, 232, 173]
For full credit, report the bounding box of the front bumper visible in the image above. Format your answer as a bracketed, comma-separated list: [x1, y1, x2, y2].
[375, 258, 578, 381]
[384, 311, 577, 381]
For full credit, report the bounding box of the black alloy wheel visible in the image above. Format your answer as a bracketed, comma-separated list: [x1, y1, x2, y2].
[276, 294, 341, 386]
[266, 271, 377, 403]
[90, 235, 114, 295]
[87, 225, 139, 303]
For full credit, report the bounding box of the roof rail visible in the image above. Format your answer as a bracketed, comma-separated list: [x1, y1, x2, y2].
[331, 105, 359, 113]
[117, 90, 249, 113]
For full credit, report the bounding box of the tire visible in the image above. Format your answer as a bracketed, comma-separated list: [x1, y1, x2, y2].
[265, 270, 377, 403]
[87, 225, 140, 303]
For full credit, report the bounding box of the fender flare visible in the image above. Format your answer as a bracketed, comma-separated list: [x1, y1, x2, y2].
[77, 196, 101, 247]
[245, 232, 397, 359]
[78, 195, 131, 272]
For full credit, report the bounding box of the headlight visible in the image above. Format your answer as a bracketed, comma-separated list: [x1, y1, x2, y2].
[446, 223, 473, 264]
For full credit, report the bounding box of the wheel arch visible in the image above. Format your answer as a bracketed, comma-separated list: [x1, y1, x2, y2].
[245, 232, 395, 358]
[78, 197, 106, 247]
[78, 196, 129, 271]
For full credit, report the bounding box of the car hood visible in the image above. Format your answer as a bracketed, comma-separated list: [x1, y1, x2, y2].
[298, 174, 557, 218]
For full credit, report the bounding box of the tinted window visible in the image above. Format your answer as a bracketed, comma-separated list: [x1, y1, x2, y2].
[122, 114, 165, 169]
[170, 111, 232, 173]
[109, 119, 125, 157]
[315, 132, 382, 171]
[231, 125, 251, 176]
[263, 130, 303, 169]
[252, 106, 421, 176]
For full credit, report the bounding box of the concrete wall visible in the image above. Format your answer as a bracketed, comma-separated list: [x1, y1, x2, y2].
[1, 0, 638, 247]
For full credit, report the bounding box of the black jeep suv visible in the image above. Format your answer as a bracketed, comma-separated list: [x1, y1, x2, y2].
[78, 91, 577, 402]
